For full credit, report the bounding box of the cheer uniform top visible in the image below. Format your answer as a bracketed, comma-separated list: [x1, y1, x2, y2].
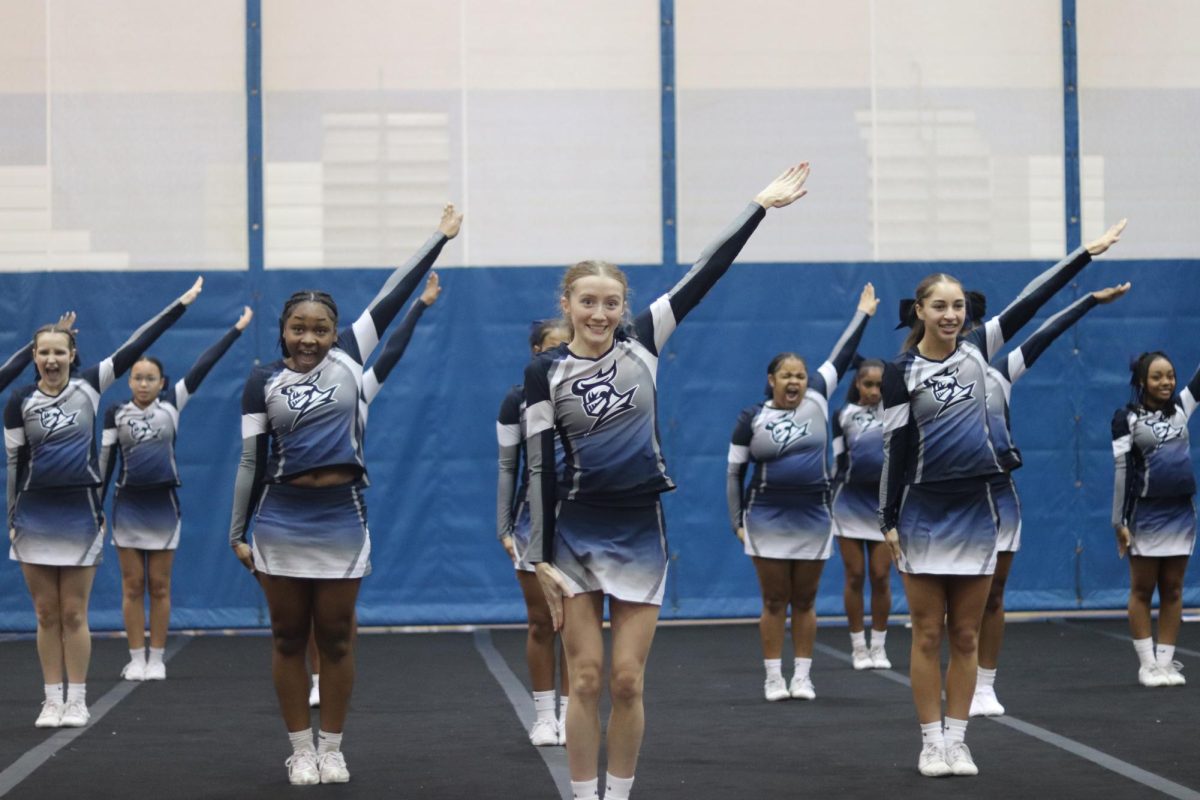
[5, 300, 188, 566]
[98, 323, 243, 550]
[229, 232, 445, 579]
[524, 202, 767, 604]
[726, 309, 871, 559]
[831, 400, 886, 541]
[1111, 361, 1200, 558]
[879, 247, 1092, 575]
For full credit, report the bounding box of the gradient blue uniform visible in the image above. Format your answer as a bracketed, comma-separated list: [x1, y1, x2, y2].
[831, 401, 885, 541]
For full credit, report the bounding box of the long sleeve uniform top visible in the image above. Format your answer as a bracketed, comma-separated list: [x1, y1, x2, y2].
[0, 344, 33, 394]
[5, 300, 187, 526]
[725, 309, 871, 532]
[878, 247, 1092, 532]
[524, 202, 767, 564]
[228, 233, 445, 546]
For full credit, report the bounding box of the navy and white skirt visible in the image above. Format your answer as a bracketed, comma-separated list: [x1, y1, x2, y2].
[112, 486, 181, 551]
[832, 482, 884, 542]
[251, 482, 371, 579]
[743, 488, 834, 560]
[895, 478, 999, 576]
[9, 487, 105, 567]
[553, 498, 667, 606]
[988, 472, 1022, 553]
[510, 502, 536, 574]
[1128, 495, 1196, 558]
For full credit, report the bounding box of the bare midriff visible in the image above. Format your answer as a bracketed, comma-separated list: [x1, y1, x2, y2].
[285, 465, 360, 488]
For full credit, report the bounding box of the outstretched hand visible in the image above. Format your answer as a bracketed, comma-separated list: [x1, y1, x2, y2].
[857, 282, 879, 316]
[535, 562, 574, 632]
[754, 163, 810, 209]
[420, 272, 442, 306]
[1086, 218, 1127, 256]
[234, 305, 254, 331]
[1092, 282, 1131, 304]
[179, 276, 204, 306]
[438, 203, 464, 239]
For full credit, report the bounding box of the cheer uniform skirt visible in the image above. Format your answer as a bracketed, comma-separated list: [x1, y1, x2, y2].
[510, 501, 536, 573]
[895, 477, 999, 576]
[250, 482, 371, 579]
[832, 481, 884, 542]
[988, 472, 1022, 553]
[743, 488, 835, 560]
[9, 487, 105, 567]
[1127, 494, 1196, 558]
[552, 498, 667, 606]
[112, 486, 181, 550]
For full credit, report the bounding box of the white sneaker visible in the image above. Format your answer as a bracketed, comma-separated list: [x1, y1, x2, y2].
[35, 698, 64, 728]
[969, 687, 1005, 717]
[1139, 664, 1170, 687]
[851, 647, 873, 670]
[556, 717, 567, 746]
[529, 716, 559, 746]
[763, 674, 790, 701]
[143, 661, 166, 680]
[917, 744, 952, 777]
[869, 645, 891, 670]
[1161, 661, 1186, 686]
[285, 750, 320, 786]
[121, 660, 146, 681]
[59, 699, 89, 728]
[318, 751, 350, 784]
[788, 675, 815, 700]
[945, 742, 979, 776]
[308, 683, 320, 708]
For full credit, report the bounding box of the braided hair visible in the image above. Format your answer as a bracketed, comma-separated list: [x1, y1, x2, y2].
[1128, 350, 1174, 410]
[277, 290, 339, 357]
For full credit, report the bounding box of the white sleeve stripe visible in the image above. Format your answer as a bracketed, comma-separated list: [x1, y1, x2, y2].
[98, 358, 115, 393]
[882, 403, 910, 433]
[1182, 388, 1196, 419]
[832, 439, 845, 457]
[101, 429, 118, 446]
[241, 412, 268, 438]
[525, 400, 554, 437]
[1112, 434, 1132, 458]
[5, 427, 26, 449]
[727, 443, 750, 464]
[350, 314, 381, 361]
[650, 295, 677, 353]
[1006, 349, 1028, 384]
[362, 371, 381, 404]
[817, 362, 837, 399]
[174, 380, 191, 412]
[497, 422, 521, 447]
[984, 317, 1004, 360]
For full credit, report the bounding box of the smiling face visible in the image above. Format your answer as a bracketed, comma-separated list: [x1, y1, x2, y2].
[33, 330, 75, 393]
[1142, 356, 1176, 409]
[855, 365, 883, 407]
[282, 301, 337, 373]
[561, 275, 626, 357]
[916, 280, 967, 350]
[128, 359, 166, 408]
[768, 356, 808, 410]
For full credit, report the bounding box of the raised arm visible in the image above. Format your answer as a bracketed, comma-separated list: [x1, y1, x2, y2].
[634, 164, 810, 355]
[975, 220, 1125, 360]
[362, 273, 440, 405]
[342, 205, 461, 365]
[98, 405, 119, 503]
[995, 282, 1130, 385]
[496, 387, 523, 542]
[812, 284, 877, 401]
[229, 370, 269, 571]
[726, 408, 754, 538]
[1111, 409, 1136, 558]
[172, 306, 252, 412]
[1179, 357, 1200, 423]
[91, 278, 202, 393]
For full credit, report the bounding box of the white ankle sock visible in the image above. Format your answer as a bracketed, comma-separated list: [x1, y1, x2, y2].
[870, 628, 887, 650]
[920, 721, 943, 748]
[558, 695, 570, 723]
[1133, 637, 1156, 668]
[317, 730, 342, 754]
[976, 666, 997, 690]
[763, 658, 783, 680]
[311, 673, 320, 689]
[44, 683, 63, 702]
[605, 772, 635, 800]
[944, 717, 968, 746]
[1157, 643, 1176, 665]
[570, 777, 599, 800]
[128, 649, 146, 666]
[849, 630, 866, 650]
[288, 729, 315, 754]
[533, 690, 556, 722]
[66, 683, 86, 703]
[147, 646, 165, 666]
[793, 658, 812, 680]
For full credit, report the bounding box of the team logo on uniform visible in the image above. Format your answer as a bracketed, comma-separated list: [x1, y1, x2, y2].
[571, 363, 637, 432]
[766, 416, 810, 449]
[851, 409, 882, 430]
[37, 406, 78, 436]
[280, 371, 339, 429]
[126, 418, 160, 443]
[923, 367, 975, 417]
[1148, 417, 1184, 445]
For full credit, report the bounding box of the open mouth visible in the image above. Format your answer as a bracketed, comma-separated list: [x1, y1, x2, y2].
[783, 387, 802, 403]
